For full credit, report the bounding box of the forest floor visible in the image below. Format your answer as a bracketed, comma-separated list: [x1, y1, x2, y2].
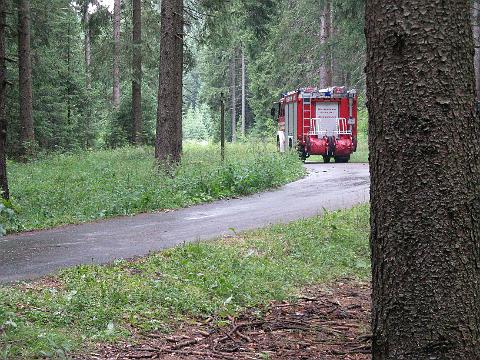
[77, 280, 371, 360]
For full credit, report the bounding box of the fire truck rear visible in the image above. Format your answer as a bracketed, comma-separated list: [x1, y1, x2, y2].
[274, 87, 358, 163]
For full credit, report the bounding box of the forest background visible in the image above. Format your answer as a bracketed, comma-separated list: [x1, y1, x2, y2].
[3, 0, 365, 156]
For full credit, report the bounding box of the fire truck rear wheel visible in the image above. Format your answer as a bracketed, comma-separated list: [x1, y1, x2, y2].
[334, 156, 350, 163]
[322, 155, 332, 163]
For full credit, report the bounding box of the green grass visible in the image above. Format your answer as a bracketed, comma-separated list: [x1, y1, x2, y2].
[0, 205, 370, 359]
[350, 133, 369, 163]
[7, 142, 304, 232]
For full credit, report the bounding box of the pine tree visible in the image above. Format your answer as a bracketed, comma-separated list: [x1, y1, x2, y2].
[155, 0, 183, 164]
[0, 0, 8, 199]
[230, 49, 237, 142]
[113, 0, 121, 109]
[17, 0, 34, 157]
[132, 0, 142, 144]
[366, 0, 480, 357]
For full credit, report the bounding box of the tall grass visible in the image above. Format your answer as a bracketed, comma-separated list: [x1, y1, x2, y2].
[350, 107, 369, 163]
[8, 143, 304, 232]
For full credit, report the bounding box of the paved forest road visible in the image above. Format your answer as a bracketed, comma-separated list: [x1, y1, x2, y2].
[0, 163, 370, 284]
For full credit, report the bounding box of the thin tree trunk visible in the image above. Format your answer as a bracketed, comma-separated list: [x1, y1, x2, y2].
[17, 0, 34, 157]
[155, 0, 183, 164]
[319, 0, 332, 87]
[132, 0, 142, 144]
[319, 3, 326, 87]
[325, 0, 333, 86]
[84, 6, 92, 90]
[365, 0, 480, 358]
[329, 1, 335, 85]
[241, 48, 246, 137]
[230, 51, 236, 142]
[113, 0, 121, 109]
[0, 0, 9, 199]
[83, 3, 92, 148]
[67, 16, 71, 125]
[473, 0, 480, 98]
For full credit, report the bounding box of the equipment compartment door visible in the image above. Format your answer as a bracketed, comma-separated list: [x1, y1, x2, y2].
[315, 102, 339, 137]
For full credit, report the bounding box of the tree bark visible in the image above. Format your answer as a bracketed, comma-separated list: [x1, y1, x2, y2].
[17, 0, 34, 157]
[113, 0, 121, 109]
[241, 47, 246, 137]
[365, 0, 480, 358]
[473, 0, 480, 99]
[132, 0, 142, 144]
[0, 0, 9, 199]
[84, 4, 92, 90]
[83, 2, 93, 148]
[155, 0, 183, 164]
[230, 50, 236, 142]
[67, 17, 71, 124]
[319, 0, 332, 87]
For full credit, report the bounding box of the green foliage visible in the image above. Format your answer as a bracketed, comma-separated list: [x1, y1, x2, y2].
[105, 86, 158, 148]
[7, 143, 304, 232]
[3, 0, 164, 156]
[5, 0, 91, 155]
[0, 199, 15, 236]
[183, 104, 214, 141]
[0, 205, 369, 358]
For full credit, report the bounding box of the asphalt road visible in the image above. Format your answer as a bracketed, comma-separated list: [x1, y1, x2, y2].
[0, 163, 370, 284]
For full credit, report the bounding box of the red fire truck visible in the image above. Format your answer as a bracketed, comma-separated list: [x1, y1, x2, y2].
[273, 87, 358, 163]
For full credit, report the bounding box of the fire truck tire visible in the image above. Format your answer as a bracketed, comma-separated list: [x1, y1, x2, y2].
[334, 156, 350, 163]
[322, 155, 332, 163]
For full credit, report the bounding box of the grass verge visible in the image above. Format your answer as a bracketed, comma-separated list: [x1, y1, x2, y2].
[7, 142, 304, 232]
[0, 205, 370, 359]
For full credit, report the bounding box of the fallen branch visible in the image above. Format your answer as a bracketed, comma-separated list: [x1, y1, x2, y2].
[169, 338, 198, 350]
[235, 330, 251, 342]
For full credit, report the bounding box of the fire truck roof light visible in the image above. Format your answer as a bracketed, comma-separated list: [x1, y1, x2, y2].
[282, 87, 357, 100]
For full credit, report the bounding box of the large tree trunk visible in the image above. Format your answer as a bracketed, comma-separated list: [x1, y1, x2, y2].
[132, 0, 142, 144]
[155, 0, 183, 164]
[241, 48, 246, 137]
[0, 0, 8, 199]
[319, 0, 332, 87]
[365, 0, 480, 358]
[230, 51, 236, 142]
[113, 0, 121, 109]
[17, 0, 34, 157]
[473, 0, 480, 98]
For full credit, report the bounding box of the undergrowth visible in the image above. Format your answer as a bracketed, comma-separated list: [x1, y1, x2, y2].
[7, 143, 304, 232]
[0, 205, 370, 358]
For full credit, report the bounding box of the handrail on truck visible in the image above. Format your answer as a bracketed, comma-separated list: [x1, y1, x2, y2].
[306, 118, 352, 137]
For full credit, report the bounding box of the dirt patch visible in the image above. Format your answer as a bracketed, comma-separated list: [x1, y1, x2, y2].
[77, 279, 371, 360]
[16, 276, 64, 292]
